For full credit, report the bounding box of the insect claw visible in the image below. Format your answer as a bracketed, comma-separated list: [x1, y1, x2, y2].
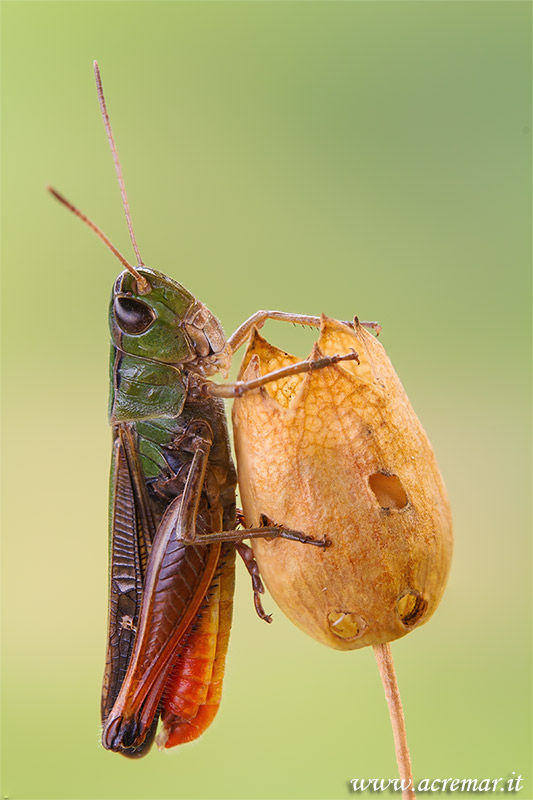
[304, 534, 329, 547]
[254, 593, 273, 623]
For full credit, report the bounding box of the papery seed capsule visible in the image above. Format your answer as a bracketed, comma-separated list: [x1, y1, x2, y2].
[232, 316, 452, 651]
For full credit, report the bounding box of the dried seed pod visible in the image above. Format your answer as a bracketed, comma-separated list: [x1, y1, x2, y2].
[232, 316, 452, 650]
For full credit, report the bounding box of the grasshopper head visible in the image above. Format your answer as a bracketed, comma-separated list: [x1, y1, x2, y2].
[110, 268, 231, 376]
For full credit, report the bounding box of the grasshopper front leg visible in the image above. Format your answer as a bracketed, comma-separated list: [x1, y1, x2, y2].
[227, 311, 381, 353]
[202, 349, 360, 399]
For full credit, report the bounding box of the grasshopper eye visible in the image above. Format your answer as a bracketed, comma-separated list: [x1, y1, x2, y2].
[114, 296, 156, 335]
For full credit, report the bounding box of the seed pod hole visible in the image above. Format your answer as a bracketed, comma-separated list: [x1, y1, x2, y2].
[327, 610, 367, 640]
[397, 591, 427, 628]
[368, 472, 408, 509]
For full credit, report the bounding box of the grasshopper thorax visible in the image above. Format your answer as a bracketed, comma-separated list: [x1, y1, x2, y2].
[111, 267, 231, 377]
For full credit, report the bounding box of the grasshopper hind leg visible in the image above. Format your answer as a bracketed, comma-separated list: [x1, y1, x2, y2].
[104, 713, 159, 759]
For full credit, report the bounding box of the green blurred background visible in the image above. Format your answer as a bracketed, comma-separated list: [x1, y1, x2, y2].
[2, 2, 531, 798]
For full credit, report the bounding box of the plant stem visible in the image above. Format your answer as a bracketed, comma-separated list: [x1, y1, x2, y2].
[373, 643, 416, 799]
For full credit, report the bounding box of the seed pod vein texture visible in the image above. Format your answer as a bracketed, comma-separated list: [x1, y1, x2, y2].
[232, 315, 453, 651]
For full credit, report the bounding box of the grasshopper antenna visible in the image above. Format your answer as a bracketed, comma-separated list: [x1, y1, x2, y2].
[47, 187, 151, 293]
[93, 60, 144, 272]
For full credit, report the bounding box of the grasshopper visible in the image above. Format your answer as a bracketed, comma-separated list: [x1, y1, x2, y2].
[49, 62, 375, 757]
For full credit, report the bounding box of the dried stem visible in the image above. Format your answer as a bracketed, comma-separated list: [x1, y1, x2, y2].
[373, 643, 416, 800]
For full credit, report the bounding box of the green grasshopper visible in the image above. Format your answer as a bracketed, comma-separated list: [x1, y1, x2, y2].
[49, 62, 374, 757]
